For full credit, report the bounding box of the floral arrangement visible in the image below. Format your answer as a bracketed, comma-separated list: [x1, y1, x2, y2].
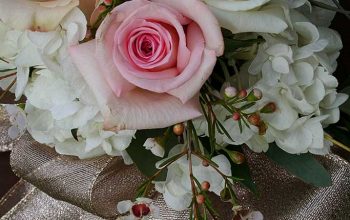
[0, 0, 349, 219]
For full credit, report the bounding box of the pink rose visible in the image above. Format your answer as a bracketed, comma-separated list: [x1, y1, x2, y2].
[70, 0, 223, 130]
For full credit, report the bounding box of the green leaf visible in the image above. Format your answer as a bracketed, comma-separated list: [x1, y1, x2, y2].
[225, 146, 257, 194]
[240, 102, 256, 111]
[0, 69, 16, 73]
[340, 87, 350, 116]
[224, 38, 264, 53]
[126, 128, 178, 181]
[71, 128, 79, 141]
[266, 144, 332, 187]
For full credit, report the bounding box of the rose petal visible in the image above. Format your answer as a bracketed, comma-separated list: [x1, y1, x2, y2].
[70, 41, 202, 130]
[154, 0, 224, 56]
[71, 41, 135, 97]
[114, 21, 204, 94]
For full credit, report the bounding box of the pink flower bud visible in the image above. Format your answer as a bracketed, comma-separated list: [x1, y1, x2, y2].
[232, 112, 241, 121]
[247, 88, 262, 101]
[224, 86, 237, 98]
[201, 181, 210, 191]
[104, 0, 112, 6]
[260, 102, 277, 114]
[196, 194, 205, 204]
[238, 89, 247, 98]
[248, 113, 261, 126]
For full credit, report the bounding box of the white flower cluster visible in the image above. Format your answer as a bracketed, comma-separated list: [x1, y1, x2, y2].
[154, 145, 232, 211]
[196, 0, 348, 155]
[0, 5, 135, 161]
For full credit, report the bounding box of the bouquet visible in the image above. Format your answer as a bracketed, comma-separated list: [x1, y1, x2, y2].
[0, 0, 349, 219]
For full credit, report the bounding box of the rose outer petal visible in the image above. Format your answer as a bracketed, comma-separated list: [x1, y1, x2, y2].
[153, 0, 224, 56]
[69, 40, 202, 130]
[168, 23, 217, 103]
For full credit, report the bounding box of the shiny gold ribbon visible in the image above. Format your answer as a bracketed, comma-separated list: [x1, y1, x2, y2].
[1, 105, 350, 219]
[0, 106, 14, 152]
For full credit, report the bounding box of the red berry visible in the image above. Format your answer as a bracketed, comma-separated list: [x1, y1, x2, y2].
[131, 204, 151, 218]
[202, 160, 209, 167]
[232, 112, 241, 121]
[173, 123, 185, 136]
[196, 194, 205, 204]
[238, 89, 247, 98]
[248, 114, 261, 126]
[201, 181, 210, 191]
[260, 102, 277, 113]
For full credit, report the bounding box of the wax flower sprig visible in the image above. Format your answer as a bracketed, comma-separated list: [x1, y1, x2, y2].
[131, 91, 275, 219]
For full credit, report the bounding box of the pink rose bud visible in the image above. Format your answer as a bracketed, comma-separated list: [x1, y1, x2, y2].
[232, 112, 241, 121]
[224, 86, 237, 98]
[104, 0, 112, 6]
[260, 102, 277, 113]
[238, 89, 247, 98]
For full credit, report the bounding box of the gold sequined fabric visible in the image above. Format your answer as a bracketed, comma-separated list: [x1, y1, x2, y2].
[1, 106, 350, 219]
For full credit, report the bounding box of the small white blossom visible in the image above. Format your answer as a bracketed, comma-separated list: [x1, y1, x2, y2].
[154, 145, 231, 211]
[117, 198, 159, 220]
[143, 138, 165, 158]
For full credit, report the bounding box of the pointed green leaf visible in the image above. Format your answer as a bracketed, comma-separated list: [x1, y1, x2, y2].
[126, 128, 178, 181]
[266, 144, 332, 187]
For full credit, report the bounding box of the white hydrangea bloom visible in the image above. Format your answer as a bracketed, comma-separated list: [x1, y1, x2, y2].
[154, 145, 231, 211]
[196, 5, 347, 155]
[0, 7, 137, 162]
[4, 104, 27, 139]
[245, 8, 346, 154]
[24, 63, 135, 161]
[0, 7, 86, 100]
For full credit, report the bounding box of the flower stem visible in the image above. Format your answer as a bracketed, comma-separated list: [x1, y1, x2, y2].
[0, 72, 16, 81]
[0, 77, 16, 101]
[325, 133, 350, 153]
[309, 0, 350, 19]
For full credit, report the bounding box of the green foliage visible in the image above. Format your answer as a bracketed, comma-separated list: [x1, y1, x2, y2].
[126, 128, 178, 181]
[340, 87, 350, 116]
[266, 144, 332, 187]
[71, 128, 79, 141]
[224, 38, 264, 54]
[227, 146, 258, 194]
